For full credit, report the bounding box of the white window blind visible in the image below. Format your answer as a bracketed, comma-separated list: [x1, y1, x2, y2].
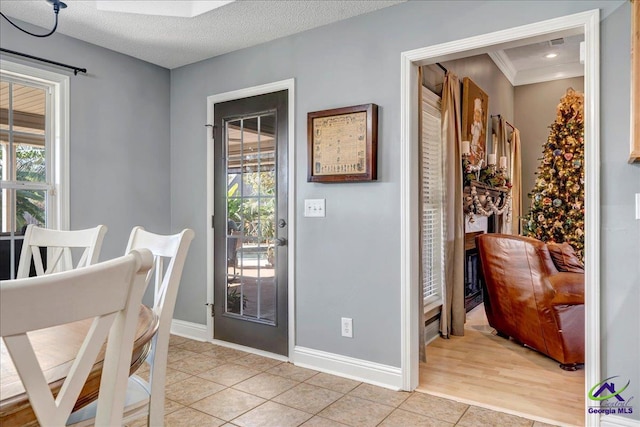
[421, 88, 444, 305]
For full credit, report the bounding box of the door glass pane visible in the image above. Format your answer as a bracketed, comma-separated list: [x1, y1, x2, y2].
[226, 113, 277, 323]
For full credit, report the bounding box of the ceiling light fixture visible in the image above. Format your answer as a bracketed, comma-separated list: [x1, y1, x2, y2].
[0, 0, 66, 38]
[545, 53, 558, 59]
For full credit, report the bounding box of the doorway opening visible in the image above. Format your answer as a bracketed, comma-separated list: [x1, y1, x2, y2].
[400, 9, 600, 426]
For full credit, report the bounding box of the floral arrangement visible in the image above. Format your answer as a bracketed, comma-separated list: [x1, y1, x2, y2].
[463, 156, 511, 189]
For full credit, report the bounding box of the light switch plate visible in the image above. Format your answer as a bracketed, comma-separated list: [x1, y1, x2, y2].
[304, 199, 325, 217]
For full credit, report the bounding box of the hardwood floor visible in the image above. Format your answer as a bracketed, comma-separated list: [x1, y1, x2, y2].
[418, 305, 584, 427]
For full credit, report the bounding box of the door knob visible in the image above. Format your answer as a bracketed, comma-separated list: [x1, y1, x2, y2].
[278, 219, 287, 228]
[273, 238, 287, 246]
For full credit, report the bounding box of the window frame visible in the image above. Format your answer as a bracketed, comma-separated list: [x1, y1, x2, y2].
[0, 60, 69, 278]
[1, 60, 69, 230]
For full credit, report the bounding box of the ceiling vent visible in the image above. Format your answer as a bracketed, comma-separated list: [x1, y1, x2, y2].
[550, 38, 565, 46]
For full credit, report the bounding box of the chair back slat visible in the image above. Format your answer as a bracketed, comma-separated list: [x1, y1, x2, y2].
[31, 244, 47, 276]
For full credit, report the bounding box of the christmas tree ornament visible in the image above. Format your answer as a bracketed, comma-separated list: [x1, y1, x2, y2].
[553, 199, 562, 207]
[564, 152, 574, 161]
[553, 149, 562, 156]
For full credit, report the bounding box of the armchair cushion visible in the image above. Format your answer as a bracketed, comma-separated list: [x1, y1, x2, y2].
[547, 242, 584, 273]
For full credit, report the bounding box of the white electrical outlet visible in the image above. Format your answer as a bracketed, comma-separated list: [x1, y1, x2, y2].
[304, 199, 326, 217]
[341, 317, 353, 338]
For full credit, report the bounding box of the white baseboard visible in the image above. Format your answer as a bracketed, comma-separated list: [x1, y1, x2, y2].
[170, 319, 208, 341]
[601, 415, 640, 427]
[171, 321, 403, 390]
[293, 346, 403, 391]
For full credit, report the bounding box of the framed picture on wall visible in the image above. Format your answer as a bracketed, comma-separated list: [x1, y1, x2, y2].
[307, 103, 378, 182]
[461, 77, 489, 167]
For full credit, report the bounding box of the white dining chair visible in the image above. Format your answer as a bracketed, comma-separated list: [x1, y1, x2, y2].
[0, 248, 153, 427]
[16, 224, 107, 278]
[67, 226, 195, 427]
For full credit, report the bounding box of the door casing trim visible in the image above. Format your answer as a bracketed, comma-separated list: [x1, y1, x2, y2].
[206, 78, 296, 359]
[399, 9, 600, 425]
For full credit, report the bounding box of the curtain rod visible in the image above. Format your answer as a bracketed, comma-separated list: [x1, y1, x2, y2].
[0, 48, 87, 75]
[436, 62, 448, 73]
[491, 114, 515, 131]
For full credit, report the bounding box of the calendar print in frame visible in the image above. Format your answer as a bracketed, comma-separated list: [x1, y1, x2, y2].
[307, 103, 378, 182]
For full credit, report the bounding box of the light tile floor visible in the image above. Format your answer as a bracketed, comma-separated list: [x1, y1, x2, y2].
[129, 335, 560, 427]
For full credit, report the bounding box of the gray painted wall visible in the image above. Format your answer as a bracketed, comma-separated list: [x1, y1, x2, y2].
[170, 0, 638, 393]
[1, 20, 171, 307]
[0, 21, 171, 263]
[515, 77, 585, 212]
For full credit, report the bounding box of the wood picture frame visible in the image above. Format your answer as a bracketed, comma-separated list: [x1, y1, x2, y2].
[630, 0, 640, 163]
[307, 103, 378, 182]
[461, 77, 489, 167]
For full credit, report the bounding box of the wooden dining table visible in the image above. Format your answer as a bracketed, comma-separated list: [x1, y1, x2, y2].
[0, 305, 159, 427]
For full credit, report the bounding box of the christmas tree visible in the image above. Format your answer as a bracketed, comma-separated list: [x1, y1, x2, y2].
[522, 88, 585, 259]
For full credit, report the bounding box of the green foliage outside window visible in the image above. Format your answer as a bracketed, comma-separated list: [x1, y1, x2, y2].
[227, 171, 276, 243]
[0, 145, 46, 231]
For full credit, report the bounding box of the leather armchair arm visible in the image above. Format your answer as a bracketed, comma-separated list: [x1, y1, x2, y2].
[548, 272, 584, 305]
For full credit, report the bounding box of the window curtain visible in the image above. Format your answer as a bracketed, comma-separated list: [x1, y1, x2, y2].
[493, 118, 523, 235]
[494, 118, 512, 234]
[510, 129, 522, 235]
[440, 72, 465, 338]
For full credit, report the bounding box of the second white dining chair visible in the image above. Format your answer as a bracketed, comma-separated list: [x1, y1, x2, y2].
[1, 248, 154, 427]
[16, 224, 107, 278]
[67, 226, 195, 427]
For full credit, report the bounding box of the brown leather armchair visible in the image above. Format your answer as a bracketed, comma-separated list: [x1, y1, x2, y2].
[476, 234, 584, 370]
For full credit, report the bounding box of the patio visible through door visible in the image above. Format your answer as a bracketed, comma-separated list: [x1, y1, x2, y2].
[213, 90, 288, 355]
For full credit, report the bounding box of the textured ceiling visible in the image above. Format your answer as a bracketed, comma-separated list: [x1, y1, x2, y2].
[0, 0, 405, 69]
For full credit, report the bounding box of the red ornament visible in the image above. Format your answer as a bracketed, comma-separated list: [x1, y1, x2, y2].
[564, 152, 574, 161]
